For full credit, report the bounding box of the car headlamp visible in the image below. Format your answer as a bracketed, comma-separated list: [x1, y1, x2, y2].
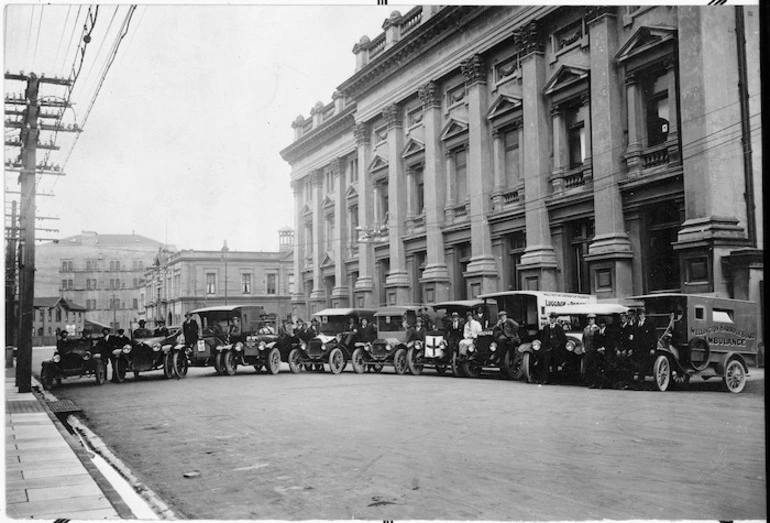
[467, 343, 475, 353]
[234, 341, 244, 352]
[415, 341, 422, 350]
[385, 344, 392, 352]
[52, 354, 61, 363]
[532, 340, 541, 351]
[321, 343, 327, 351]
[258, 341, 267, 351]
[336, 333, 343, 342]
[490, 342, 497, 352]
[439, 341, 447, 349]
[152, 343, 161, 352]
[365, 342, 372, 352]
[300, 341, 307, 351]
[566, 340, 575, 352]
[83, 351, 92, 360]
[122, 344, 131, 354]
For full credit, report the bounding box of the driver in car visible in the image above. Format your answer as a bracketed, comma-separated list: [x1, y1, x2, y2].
[493, 310, 520, 363]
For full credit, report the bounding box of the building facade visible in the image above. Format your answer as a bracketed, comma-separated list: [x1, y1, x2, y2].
[280, 5, 763, 325]
[34, 231, 173, 331]
[142, 231, 295, 327]
[32, 297, 86, 346]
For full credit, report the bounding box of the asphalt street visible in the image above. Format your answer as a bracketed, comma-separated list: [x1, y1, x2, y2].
[31, 347, 766, 520]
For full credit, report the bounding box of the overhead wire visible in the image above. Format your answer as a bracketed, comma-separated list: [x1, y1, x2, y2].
[30, 5, 45, 68]
[22, 5, 35, 72]
[50, 6, 73, 78]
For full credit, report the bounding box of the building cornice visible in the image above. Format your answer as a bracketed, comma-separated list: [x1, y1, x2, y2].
[280, 104, 357, 165]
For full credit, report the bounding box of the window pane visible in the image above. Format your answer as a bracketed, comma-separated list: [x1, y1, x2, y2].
[455, 150, 467, 201]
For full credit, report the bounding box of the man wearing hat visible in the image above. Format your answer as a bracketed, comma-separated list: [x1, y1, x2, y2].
[134, 319, 152, 338]
[493, 310, 520, 363]
[632, 307, 656, 389]
[445, 311, 465, 352]
[582, 314, 601, 388]
[183, 312, 199, 348]
[614, 311, 635, 389]
[538, 311, 567, 384]
[154, 319, 169, 337]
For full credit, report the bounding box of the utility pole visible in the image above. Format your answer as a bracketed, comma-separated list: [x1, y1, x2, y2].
[6, 201, 18, 348]
[221, 240, 229, 306]
[5, 72, 75, 392]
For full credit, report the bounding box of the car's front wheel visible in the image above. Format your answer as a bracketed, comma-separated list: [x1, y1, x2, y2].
[462, 360, 482, 379]
[41, 364, 55, 390]
[223, 350, 238, 376]
[393, 348, 408, 375]
[163, 352, 174, 379]
[113, 358, 127, 383]
[653, 355, 671, 392]
[351, 348, 365, 374]
[328, 348, 345, 375]
[406, 347, 424, 375]
[266, 347, 281, 375]
[172, 351, 188, 379]
[521, 352, 533, 383]
[213, 350, 224, 375]
[94, 360, 106, 385]
[501, 349, 521, 380]
[288, 348, 302, 374]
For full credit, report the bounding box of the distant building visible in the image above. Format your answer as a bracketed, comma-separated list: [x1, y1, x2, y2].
[35, 231, 175, 331]
[143, 230, 295, 327]
[32, 297, 86, 346]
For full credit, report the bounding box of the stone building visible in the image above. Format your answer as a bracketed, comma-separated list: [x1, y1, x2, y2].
[34, 231, 173, 331]
[280, 6, 762, 324]
[142, 230, 295, 327]
[31, 297, 86, 346]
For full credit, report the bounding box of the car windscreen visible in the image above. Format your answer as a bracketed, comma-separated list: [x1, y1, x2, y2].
[318, 316, 350, 335]
[377, 315, 405, 332]
[198, 312, 232, 336]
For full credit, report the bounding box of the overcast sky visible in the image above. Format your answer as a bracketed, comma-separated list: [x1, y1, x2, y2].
[3, 4, 403, 252]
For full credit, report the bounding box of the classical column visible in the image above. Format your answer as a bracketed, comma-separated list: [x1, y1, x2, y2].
[516, 21, 558, 291]
[581, 93, 593, 168]
[550, 105, 566, 193]
[663, 59, 681, 164]
[405, 167, 415, 219]
[418, 81, 451, 302]
[444, 149, 454, 222]
[461, 54, 498, 297]
[330, 158, 349, 307]
[353, 123, 375, 307]
[309, 169, 325, 304]
[585, 10, 634, 299]
[382, 103, 410, 304]
[290, 179, 306, 309]
[624, 73, 643, 177]
[491, 128, 504, 210]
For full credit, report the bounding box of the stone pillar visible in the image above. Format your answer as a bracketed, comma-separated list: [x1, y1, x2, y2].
[491, 128, 504, 210]
[330, 158, 349, 307]
[550, 106, 566, 193]
[516, 22, 558, 291]
[663, 60, 681, 164]
[584, 10, 634, 300]
[405, 167, 416, 219]
[674, 6, 751, 296]
[418, 81, 451, 302]
[290, 179, 306, 309]
[353, 123, 375, 307]
[461, 54, 498, 297]
[624, 74, 644, 177]
[383, 104, 410, 304]
[581, 93, 593, 167]
[444, 150, 454, 222]
[309, 170, 326, 305]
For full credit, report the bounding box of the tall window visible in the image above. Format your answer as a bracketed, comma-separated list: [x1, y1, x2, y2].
[348, 157, 359, 184]
[414, 167, 425, 215]
[86, 280, 92, 290]
[206, 273, 216, 294]
[566, 105, 587, 168]
[643, 70, 670, 147]
[376, 181, 389, 223]
[325, 215, 334, 251]
[55, 307, 61, 322]
[242, 273, 252, 294]
[453, 149, 468, 202]
[349, 205, 359, 248]
[503, 129, 520, 184]
[288, 273, 295, 294]
[304, 222, 313, 258]
[567, 220, 593, 294]
[61, 260, 73, 271]
[266, 274, 277, 295]
[133, 298, 138, 309]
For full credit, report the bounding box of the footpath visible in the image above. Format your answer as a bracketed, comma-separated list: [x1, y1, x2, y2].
[4, 367, 132, 520]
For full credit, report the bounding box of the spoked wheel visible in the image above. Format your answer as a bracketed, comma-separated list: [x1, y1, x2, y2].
[653, 355, 671, 392]
[94, 360, 106, 385]
[172, 351, 189, 379]
[266, 348, 281, 375]
[328, 348, 345, 375]
[288, 348, 302, 374]
[462, 360, 482, 379]
[213, 351, 224, 375]
[41, 365, 55, 390]
[436, 364, 447, 376]
[351, 348, 365, 374]
[113, 358, 127, 383]
[223, 350, 238, 376]
[723, 359, 747, 393]
[452, 353, 466, 378]
[672, 370, 690, 390]
[393, 348, 408, 375]
[163, 352, 174, 379]
[501, 349, 521, 380]
[521, 352, 533, 383]
[406, 347, 424, 375]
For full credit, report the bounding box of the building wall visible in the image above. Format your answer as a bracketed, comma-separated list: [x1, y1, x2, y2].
[31, 305, 85, 346]
[281, 6, 762, 323]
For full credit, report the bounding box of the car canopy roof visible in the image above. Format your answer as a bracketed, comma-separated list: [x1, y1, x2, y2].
[628, 293, 756, 305]
[478, 290, 594, 300]
[313, 308, 377, 317]
[375, 305, 424, 317]
[550, 303, 630, 316]
[431, 300, 484, 310]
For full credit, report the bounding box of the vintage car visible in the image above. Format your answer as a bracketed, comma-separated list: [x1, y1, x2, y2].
[40, 333, 107, 389]
[520, 303, 631, 384]
[406, 300, 482, 376]
[629, 294, 760, 393]
[179, 305, 282, 376]
[351, 305, 424, 374]
[111, 326, 182, 382]
[463, 291, 596, 379]
[288, 308, 377, 374]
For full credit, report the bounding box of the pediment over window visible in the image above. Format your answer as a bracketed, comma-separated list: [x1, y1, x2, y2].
[401, 138, 425, 159]
[544, 65, 589, 97]
[319, 253, 334, 268]
[321, 195, 335, 210]
[440, 118, 469, 142]
[368, 154, 389, 174]
[615, 25, 677, 65]
[486, 94, 522, 122]
[301, 203, 312, 217]
[345, 184, 358, 200]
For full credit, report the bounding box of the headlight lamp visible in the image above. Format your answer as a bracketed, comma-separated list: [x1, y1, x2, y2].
[152, 343, 161, 352]
[365, 342, 372, 352]
[122, 344, 131, 353]
[52, 354, 61, 363]
[566, 340, 576, 352]
[415, 341, 422, 350]
[300, 341, 307, 351]
[83, 351, 92, 360]
[234, 342, 244, 352]
[490, 342, 497, 352]
[336, 333, 343, 342]
[258, 341, 267, 351]
[532, 340, 541, 351]
[467, 344, 475, 353]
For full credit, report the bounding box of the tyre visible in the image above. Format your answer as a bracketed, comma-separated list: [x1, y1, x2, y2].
[94, 360, 106, 385]
[288, 348, 302, 374]
[114, 358, 127, 383]
[722, 358, 747, 393]
[406, 347, 424, 375]
[501, 350, 520, 380]
[462, 360, 482, 379]
[223, 350, 238, 376]
[672, 370, 690, 390]
[452, 352, 466, 378]
[436, 365, 447, 376]
[172, 351, 188, 379]
[521, 352, 533, 384]
[213, 350, 224, 375]
[653, 355, 671, 392]
[266, 347, 281, 374]
[328, 348, 345, 374]
[351, 348, 365, 374]
[393, 348, 408, 375]
[688, 337, 711, 372]
[41, 365, 55, 390]
[163, 352, 174, 379]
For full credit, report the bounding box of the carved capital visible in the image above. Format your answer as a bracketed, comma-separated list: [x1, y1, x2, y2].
[624, 72, 639, 87]
[290, 179, 301, 195]
[461, 54, 486, 86]
[354, 123, 371, 145]
[580, 92, 591, 105]
[382, 104, 402, 130]
[550, 104, 563, 119]
[513, 20, 544, 56]
[310, 101, 324, 116]
[491, 128, 501, 139]
[311, 169, 324, 187]
[328, 158, 342, 176]
[585, 6, 616, 25]
[418, 81, 441, 109]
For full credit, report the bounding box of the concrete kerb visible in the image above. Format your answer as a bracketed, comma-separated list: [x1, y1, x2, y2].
[67, 415, 178, 520]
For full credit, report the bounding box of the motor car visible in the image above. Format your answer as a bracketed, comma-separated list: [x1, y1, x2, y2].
[461, 291, 596, 379]
[629, 293, 760, 393]
[39, 333, 107, 390]
[111, 326, 182, 383]
[288, 308, 377, 374]
[352, 305, 423, 374]
[177, 305, 282, 377]
[521, 303, 631, 384]
[406, 300, 482, 376]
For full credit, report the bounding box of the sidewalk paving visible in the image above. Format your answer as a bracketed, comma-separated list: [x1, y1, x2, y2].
[4, 368, 126, 520]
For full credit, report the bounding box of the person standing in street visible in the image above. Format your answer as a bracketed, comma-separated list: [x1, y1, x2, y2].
[538, 311, 567, 385]
[582, 313, 601, 388]
[183, 312, 199, 348]
[632, 307, 657, 389]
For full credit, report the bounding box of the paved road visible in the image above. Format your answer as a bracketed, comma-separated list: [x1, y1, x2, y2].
[35, 351, 766, 520]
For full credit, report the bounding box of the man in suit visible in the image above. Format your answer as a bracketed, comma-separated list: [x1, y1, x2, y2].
[632, 307, 657, 389]
[446, 312, 465, 350]
[590, 316, 616, 389]
[153, 319, 169, 337]
[539, 311, 567, 384]
[183, 312, 199, 348]
[133, 319, 152, 338]
[582, 314, 601, 388]
[615, 312, 635, 389]
[493, 310, 520, 363]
